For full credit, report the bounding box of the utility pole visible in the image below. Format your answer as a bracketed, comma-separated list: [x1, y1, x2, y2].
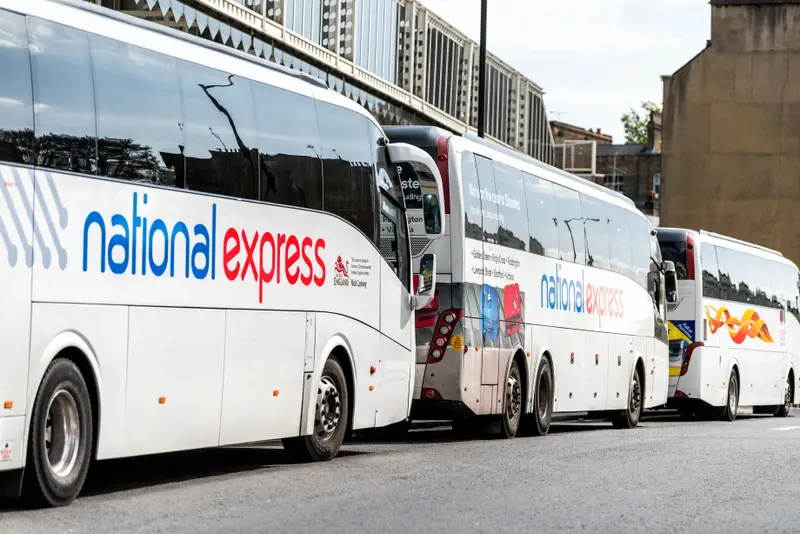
[477, 0, 488, 138]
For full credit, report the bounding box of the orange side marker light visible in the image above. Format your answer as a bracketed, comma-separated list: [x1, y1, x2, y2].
[3, 401, 12, 410]
[158, 397, 166, 404]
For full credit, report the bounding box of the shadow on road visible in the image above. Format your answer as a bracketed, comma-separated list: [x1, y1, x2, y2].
[0, 446, 368, 510]
[78, 446, 367, 499]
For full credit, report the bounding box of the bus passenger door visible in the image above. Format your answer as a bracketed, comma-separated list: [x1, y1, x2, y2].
[376, 186, 414, 427]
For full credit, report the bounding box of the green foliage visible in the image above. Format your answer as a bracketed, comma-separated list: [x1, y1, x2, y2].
[621, 101, 661, 145]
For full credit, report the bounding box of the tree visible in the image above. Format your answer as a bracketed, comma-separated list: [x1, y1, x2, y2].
[621, 101, 662, 145]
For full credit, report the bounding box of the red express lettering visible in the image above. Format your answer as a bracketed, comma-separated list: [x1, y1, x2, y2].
[585, 283, 625, 319]
[223, 227, 326, 303]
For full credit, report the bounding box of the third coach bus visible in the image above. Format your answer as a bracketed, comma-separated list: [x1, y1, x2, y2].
[658, 227, 799, 420]
[384, 126, 679, 438]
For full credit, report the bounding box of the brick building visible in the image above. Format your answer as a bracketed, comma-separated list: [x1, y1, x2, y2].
[661, 0, 800, 263]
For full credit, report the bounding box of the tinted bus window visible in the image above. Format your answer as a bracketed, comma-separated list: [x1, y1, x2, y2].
[178, 60, 258, 199]
[474, 155, 499, 245]
[252, 82, 323, 209]
[715, 245, 735, 301]
[551, 183, 585, 265]
[627, 212, 651, 290]
[317, 102, 376, 242]
[580, 193, 610, 270]
[659, 238, 688, 280]
[523, 172, 559, 258]
[608, 206, 632, 279]
[0, 11, 34, 165]
[699, 244, 720, 298]
[29, 18, 96, 174]
[491, 161, 528, 251]
[91, 35, 183, 187]
[461, 151, 483, 241]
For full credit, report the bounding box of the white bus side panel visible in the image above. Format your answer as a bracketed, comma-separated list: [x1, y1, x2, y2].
[219, 310, 306, 446]
[0, 165, 34, 468]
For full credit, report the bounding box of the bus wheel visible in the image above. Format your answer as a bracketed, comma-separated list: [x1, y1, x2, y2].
[776, 375, 793, 418]
[22, 359, 93, 508]
[523, 357, 553, 436]
[499, 359, 523, 438]
[611, 365, 643, 429]
[722, 370, 739, 422]
[282, 357, 349, 462]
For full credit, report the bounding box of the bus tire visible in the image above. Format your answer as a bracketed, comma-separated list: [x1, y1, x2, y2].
[523, 357, 553, 436]
[776, 374, 793, 418]
[22, 358, 94, 508]
[722, 370, 739, 422]
[499, 358, 523, 438]
[282, 357, 349, 463]
[611, 365, 644, 429]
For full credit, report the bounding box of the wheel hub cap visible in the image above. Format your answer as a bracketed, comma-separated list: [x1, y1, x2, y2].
[45, 390, 81, 479]
[314, 376, 341, 441]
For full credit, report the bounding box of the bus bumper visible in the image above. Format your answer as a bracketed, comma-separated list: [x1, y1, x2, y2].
[0, 415, 25, 472]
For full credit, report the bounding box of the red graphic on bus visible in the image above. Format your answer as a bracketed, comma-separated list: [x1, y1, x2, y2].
[334, 256, 350, 278]
[504, 282, 522, 335]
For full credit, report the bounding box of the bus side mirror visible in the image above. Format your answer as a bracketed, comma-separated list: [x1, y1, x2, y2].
[663, 260, 678, 304]
[386, 142, 445, 239]
[413, 253, 437, 310]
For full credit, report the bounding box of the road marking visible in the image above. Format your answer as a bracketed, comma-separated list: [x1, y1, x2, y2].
[770, 425, 800, 431]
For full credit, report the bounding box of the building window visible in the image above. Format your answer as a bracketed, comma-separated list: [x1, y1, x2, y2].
[652, 172, 661, 199]
[604, 174, 623, 193]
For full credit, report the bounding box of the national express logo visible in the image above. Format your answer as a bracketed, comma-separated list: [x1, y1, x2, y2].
[540, 263, 625, 318]
[0, 166, 69, 270]
[704, 306, 774, 344]
[81, 191, 327, 303]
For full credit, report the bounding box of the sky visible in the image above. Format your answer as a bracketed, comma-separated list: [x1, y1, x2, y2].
[417, 0, 711, 144]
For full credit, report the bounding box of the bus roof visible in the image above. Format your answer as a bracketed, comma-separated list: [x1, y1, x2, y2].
[658, 226, 796, 267]
[383, 125, 637, 212]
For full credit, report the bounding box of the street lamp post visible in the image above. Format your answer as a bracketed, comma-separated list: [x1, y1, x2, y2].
[477, 0, 488, 138]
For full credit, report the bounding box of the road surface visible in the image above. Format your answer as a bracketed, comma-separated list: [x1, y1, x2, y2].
[1, 410, 798, 533]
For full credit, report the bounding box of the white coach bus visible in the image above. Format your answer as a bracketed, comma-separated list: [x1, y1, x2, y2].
[658, 228, 799, 420]
[383, 126, 679, 438]
[0, 0, 445, 507]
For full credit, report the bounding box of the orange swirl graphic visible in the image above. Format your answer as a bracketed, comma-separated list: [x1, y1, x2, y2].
[704, 306, 774, 344]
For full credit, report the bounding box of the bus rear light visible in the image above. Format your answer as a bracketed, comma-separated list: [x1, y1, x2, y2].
[435, 135, 451, 214]
[674, 390, 688, 398]
[686, 232, 696, 280]
[422, 388, 442, 400]
[427, 308, 464, 363]
[680, 342, 703, 376]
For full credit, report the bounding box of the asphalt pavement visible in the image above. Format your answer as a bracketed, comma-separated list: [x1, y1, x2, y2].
[1, 409, 799, 534]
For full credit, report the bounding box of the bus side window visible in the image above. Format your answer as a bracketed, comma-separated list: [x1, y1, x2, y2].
[252, 82, 323, 210]
[316, 102, 377, 243]
[91, 35, 185, 187]
[522, 172, 559, 259]
[0, 10, 34, 165]
[29, 17, 97, 175]
[551, 183, 586, 265]
[461, 151, 483, 242]
[491, 161, 528, 252]
[378, 196, 410, 290]
[699, 243, 721, 299]
[608, 206, 632, 279]
[715, 246, 734, 301]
